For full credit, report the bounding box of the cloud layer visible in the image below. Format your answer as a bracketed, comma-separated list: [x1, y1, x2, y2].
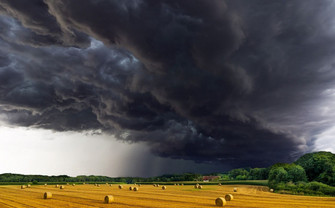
[1, 0, 335, 169]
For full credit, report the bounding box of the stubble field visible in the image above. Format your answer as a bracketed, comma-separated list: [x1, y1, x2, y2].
[0, 184, 335, 207]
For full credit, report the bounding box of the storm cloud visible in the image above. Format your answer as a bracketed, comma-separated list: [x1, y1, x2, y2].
[1, 0, 335, 169]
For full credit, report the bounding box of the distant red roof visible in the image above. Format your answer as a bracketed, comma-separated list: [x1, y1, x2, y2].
[202, 176, 219, 181]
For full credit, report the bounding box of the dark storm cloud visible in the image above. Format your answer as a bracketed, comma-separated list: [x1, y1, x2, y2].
[0, 0, 90, 47]
[1, 0, 335, 169]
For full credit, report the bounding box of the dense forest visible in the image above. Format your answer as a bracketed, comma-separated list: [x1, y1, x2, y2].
[268, 151, 335, 196]
[1, 151, 335, 196]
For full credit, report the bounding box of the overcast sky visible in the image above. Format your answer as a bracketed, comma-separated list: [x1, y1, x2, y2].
[1, 0, 335, 177]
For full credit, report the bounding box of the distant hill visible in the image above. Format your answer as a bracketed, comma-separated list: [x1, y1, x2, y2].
[266, 151, 335, 196]
[294, 151, 335, 182]
[295, 151, 335, 165]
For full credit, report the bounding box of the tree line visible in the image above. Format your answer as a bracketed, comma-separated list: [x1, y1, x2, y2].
[0, 173, 204, 184]
[1, 151, 335, 196]
[268, 151, 335, 196]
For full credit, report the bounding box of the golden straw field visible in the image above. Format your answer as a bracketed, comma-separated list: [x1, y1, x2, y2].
[1, 184, 335, 207]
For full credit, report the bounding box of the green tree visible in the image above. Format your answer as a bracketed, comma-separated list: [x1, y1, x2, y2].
[249, 168, 268, 180]
[228, 168, 249, 180]
[220, 174, 230, 181]
[269, 167, 289, 187]
[287, 165, 307, 183]
[295, 151, 335, 182]
[317, 166, 335, 186]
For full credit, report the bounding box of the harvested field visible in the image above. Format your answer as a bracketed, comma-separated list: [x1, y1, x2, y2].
[0, 184, 335, 207]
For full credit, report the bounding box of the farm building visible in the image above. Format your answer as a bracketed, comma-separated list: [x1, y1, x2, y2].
[202, 176, 220, 182]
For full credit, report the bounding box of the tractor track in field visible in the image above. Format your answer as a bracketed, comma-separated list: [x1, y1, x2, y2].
[0, 195, 38, 208]
[0, 200, 18, 208]
[0, 187, 103, 208]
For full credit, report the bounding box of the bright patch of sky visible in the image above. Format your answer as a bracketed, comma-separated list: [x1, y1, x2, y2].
[0, 126, 223, 177]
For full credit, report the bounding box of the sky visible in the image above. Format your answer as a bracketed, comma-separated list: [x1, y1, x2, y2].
[0, 0, 335, 177]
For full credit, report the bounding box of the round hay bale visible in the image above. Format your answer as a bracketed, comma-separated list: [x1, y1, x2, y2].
[27, 184, 31, 188]
[60, 185, 65, 189]
[174, 183, 176, 186]
[44, 183, 47, 186]
[218, 183, 222, 186]
[55, 185, 59, 188]
[225, 194, 233, 201]
[270, 189, 274, 192]
[162, 186, 166, 190]
[97, 184, 100, 187]
[109, 184, 113, 187]
[94, 183, 97, 186]
[66, 183, 69, 186]
[118, 185, 123, 189]
[138, 184, 141, 187]
[198, 185, 203, 189]
[129, 187, 133, 191]
[21, 185, 26, 189]
[181, 184, 184, 186]
[106, 183, 108, 185]
[194, 185, 199, 189]
[215, 197, 226, 206]
[43, 192, 52, 199]
[233, 187, 237, 192]
[83, 183, 85, 185]
[157, 184, 160, 187]
[133, 187, 139, 191]
[104, 195, 114, 204]
[196, 183, 199, 186]
[72, 184, 75, 186]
